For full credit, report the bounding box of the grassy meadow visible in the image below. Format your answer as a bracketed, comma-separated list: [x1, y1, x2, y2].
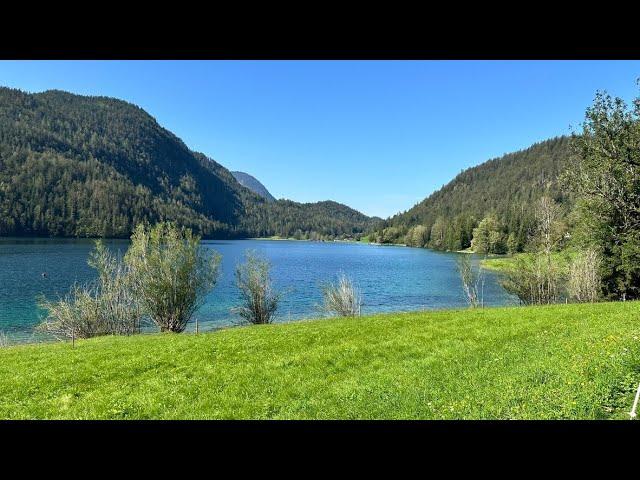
[1, 302, 639, 419]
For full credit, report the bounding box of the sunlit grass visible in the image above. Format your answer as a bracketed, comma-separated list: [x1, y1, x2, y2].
[1, 302, 639, 419]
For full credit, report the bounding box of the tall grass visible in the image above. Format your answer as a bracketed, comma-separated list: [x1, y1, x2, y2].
[321, 272, 363, 317]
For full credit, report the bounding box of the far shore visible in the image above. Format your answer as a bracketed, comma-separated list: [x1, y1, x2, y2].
[247, 236, 372, 244]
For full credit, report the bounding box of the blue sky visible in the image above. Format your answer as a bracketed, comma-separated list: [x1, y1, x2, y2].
[1, 60, 639, 218]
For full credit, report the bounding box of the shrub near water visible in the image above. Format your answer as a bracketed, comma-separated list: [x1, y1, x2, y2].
[455, 255, 484, 308]
[568, 248, 602, 303]
[125, 223, 221, 333]
[321, 272, 363, 317]
[38, 241, 143, 340]
[233, 250, 282, 324]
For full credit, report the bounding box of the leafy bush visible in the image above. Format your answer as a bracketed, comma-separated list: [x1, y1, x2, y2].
[322, 272, 363, 317]
[38, 241, 143, 340]
[471, 215, 506, 254]
[125, 222, 221, 333]
[500, 255, 566, 305]
[233, 250, 282, 324]
[405, 225, 429, 247]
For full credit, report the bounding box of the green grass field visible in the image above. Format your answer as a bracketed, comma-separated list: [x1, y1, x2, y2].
[2, 302, 639, 419]
[481, 251, 578, 272]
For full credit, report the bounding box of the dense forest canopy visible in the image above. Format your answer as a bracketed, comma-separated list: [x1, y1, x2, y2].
[0, 87, 378, 239]
[370, 136, 574, 252]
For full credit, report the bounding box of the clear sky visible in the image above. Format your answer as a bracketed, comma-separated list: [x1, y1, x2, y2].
[1, 60, 639, 218]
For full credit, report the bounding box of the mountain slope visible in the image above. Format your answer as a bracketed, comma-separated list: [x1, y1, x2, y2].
[0, 87, 375, 239]
[371, 136, 574, 250]
[244, 199, 379, 239]
[231, 171, 276, 202]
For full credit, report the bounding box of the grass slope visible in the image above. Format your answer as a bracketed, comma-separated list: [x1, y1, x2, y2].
[1, 303, 639, 419]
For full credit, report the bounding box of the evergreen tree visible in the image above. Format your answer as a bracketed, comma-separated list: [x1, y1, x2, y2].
[565, 89, 640, 300]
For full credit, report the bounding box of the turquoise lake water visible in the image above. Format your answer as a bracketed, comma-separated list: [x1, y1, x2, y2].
[0, 238, 514, 343]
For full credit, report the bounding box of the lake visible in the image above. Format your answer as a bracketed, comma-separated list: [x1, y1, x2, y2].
[0, 238, 514, 343]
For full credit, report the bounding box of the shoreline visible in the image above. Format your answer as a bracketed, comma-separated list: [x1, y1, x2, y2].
[3, 302, 513, 347]
[247, 236, 371, 244]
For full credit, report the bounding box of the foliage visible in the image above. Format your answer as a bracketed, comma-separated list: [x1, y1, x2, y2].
[500, 254, 567, 305]
[37, 240, 143, 339]
[321, 272, 363, 317]
[567, 248, 602, 303]
[244, 200, 380, 241]
[528, 196, 567, 254]
[2, 302, 640, 419]
[233, 250, 282, 324]
[499, 196, 569, 305]
[0, 87, 376, 240]
[471, 214, 506, 254]
[564, 89, 640, 300]
[455, 255, 484, 308]
[125, 223, 221, 333]
[405, 225, 429, 248]
[371, 136, 572, 251]
[506, 233, 519, 254]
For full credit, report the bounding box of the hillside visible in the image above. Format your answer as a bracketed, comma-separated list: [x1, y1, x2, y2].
[0, 87, 375, 239]
[371, 136, 574, 251]
[231, 171, 276, 202]
[1, 302, 639, 419]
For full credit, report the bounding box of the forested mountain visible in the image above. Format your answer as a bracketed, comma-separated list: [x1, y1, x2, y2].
[370, 136, 574, 251]
[231, 171, 276, 202]
[0, 87, 377, 239]
[244, 199, 381, 240]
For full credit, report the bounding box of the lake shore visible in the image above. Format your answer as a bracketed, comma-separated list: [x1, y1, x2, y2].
[247, 236, 371, 244]
[0, 238, 512, 343]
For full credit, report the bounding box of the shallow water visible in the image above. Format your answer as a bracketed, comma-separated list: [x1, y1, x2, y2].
[0, 238, 514, 343]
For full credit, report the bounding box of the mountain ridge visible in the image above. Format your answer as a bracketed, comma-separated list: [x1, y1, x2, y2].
[0, 87, 377, 240]
[231, 171, 276, 202]
[371, 136, 573, 251]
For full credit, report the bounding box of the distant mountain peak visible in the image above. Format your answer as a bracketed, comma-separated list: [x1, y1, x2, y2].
[231, 171, 276, 202]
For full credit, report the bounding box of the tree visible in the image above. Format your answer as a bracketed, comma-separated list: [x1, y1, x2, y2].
[501, 197, 568, 306]
[455, 255, 484, 308]
[529, 196, 566, 255]
[125, 222, 221, 333]
[565, 88, 640, 300]
[567, 248, 602, 303]
[506, 232, 519, 254]
[380, 226, 402, 244]
[0, 88, 377, 241]
[233, 250, 282, 324]
[368, 136, 572, 254]
[406, 225, 429, 247]
[430, 217, 447, 249]
[471, 214, 505, 254]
